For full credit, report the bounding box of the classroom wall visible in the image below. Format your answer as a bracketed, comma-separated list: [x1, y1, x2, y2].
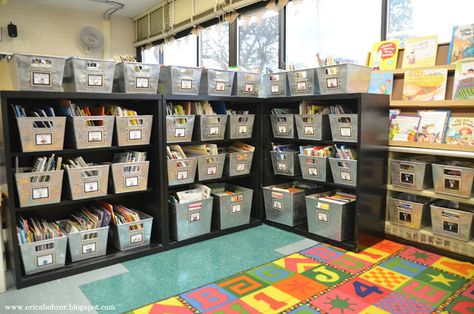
[0, 1, 135, 58]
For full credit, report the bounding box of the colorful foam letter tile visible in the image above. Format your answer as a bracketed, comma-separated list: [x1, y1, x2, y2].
[180, 284, 236, 313]
[301, 264, 351, 287]
[396, 279, 450, 307]
[133, 297, 193, 314]
[301, 244, 344, 263]
[273, 253, 321, 273]
[273, 274, 328, 300]
[246, 263, 294, 285]
[218, 274, 267, 297]
[337, 277, 392, 304]
[240, 286, 300, 313]
[207, 299, 261, 314]
[379, 256, 426, 277]
[360, 266, 411, 290]
[415, 267, 468, 292]
[431, 257, 474, 279]
[375, 292, 434, 314]
[397, 247, 441, 266]
[310, 289, 370, 314]
[328, 254, 373, 274]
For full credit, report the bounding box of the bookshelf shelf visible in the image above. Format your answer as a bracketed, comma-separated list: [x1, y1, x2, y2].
[375, 64, 456, 75]
[167, 174, 254, 190]
[388, 141, 474, 154]
[387, 184, 474, 205]
[388, 145, 474, 158]
[273, 175, 357, 191]
[390, 100, 474, 108]
[11, 145, 153, 157]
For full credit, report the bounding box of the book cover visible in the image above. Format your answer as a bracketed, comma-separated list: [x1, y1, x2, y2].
[445, 117, 474, 145]
[416, 110, 450, 143]
[402, 35, 438, 69]
[368, 72, 394, 96]
[448, 24, 474, 64]
[369, 39, 400, 70]
[402, 69, 448, 101]
[390, 115, 421, 141]
[453, 60, 474, 100]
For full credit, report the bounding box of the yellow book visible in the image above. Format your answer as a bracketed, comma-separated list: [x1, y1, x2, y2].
[402, 69, 448, 101]
[402, 35, 438, 69]
[369, 39, 400, 70]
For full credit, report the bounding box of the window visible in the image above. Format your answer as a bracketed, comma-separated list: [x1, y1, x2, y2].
[163, 34, 198, 66]
[238, 8, 279, 72]
[200, 22, 229, 69]
[388, 0, 474, 44]
[142, 45, 161, 64]
[286, 0, 382, 68]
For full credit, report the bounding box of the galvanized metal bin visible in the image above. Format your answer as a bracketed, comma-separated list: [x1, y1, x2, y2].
[70, 116, 115, 149]
[390, 158, 433, 191]
[20, 235, 67, 275]
[114, 62, 160, 93]
[270, 151, 301, 176]
[195, 115, 228, 141]
[329, 114, 358, 142]
[66, 164, 109, 200]
[430, 200, 474, 241]
[66, 226, 109, 262]
[316, 64, 371, 95]
[226, 114, 255, 139]
[305, 191, 356, 241]
[262, 72, 288, 97]
[432, 163, 474, 198]
[388, 193, 432, 229]
[287, 68, 319, 96]
[17, 117, 66, 152]
[15, 169, 64, 207]
[63, 57, 115, 93]
[200, 69, 235, 96]
[295, 114, 330, 140]
[233, 71, 261, 97]
[298, 155, 329, 182]
[209, 183, 253, 230]
[166, 115, 195, 143]
[263, 181, 321, 226]
[109, 210, 153, 251]
[159, 66, 202, 95]
[328, 158, 357, 187]
[111, 161, 149, 193]
[196, 154, 225, 181]
[7, 54, 66, 91]
[270, 114, 294, 138]
[115, 115, 153, 146]
[224, 152, 254, 176]
[170, 197, 213, 241]
[167, 157, 198, 186]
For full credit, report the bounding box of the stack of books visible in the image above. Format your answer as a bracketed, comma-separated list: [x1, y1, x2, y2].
[98, 201, 143, 230]
[228, 142, 255, 153]
[58, 100, 105, 126]
[169, 184, 211, 205]
[16, 154, 62, 182]
[182, 144, 219, 164]
[318, 191, 356, 205]
[63, 206, 111, 235]
[17, 216, 64, 248]
[300, 145, 333, 157]
[12, 105, 56, 128]
[333, 145, 357, 160]
[106, 105, 140, 125]
[272, 144, 299, 152]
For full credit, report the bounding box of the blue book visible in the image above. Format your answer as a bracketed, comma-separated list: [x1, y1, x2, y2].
[368, 72, 394, 96]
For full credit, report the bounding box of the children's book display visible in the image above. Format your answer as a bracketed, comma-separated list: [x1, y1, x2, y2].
[369, 39, 400, 70]
[445, 117, 474, 146]
[453, 60, 474, 100]
[448, 23, 474, 64]
[402, 35, 438, 69]
[402, 69, 448, 101]
[389, 115, 421, 142]
[368, 72, 394, 96]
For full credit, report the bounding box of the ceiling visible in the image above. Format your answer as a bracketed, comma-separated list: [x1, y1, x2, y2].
[12, 0, 161, 18]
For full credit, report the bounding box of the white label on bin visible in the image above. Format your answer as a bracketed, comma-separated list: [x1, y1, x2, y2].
[190, 212, 201, 222]
[236, 163, 246, 171]
[32, 187, 49, 200]
[277, 124, 287, 134]
[181, 79, 193, 90]
[277, 162, 287, 171]
[84, 181, 99, 193]
[271, 84, 279, 93]
[398, 211, 412, 223]
[129, 129, 142, 140]
[175, 128, 186, 137]
[444, 178, 461, 191]
[215, 81, 226, 91]
[130, 233, 144, 244]
[244, 83, 254, 93]
[326, 77, 338, 88]
[82, 242, 97, 254]
[317, 202, 329, 210]
[31, 71, 51, 86]
[273, 200, 282, 210]
[400, 172, 415, 185]
[317, 211, 329, 222]
[232, 203, 242, 213]
[296, 81, 307, 91]
[308, 167, 318, 176]
[209, 126, 220, 136]
[304, 126, 314, 136]
[136, 77, 149, 89]
[88, 131, 103, 142]
[125, 176, 139, 187]
[87, 74, 103, 86]
[207, 166, 217, 176]
[340, 171, 351, 181]
[271, 192, 283, 199]
[36, 253, 54, 267]
[177, 170, 189, 180]
[340, 127, 352, 137]
[35, 133, 52, 146]
[442, 220, 459, 234]
[238, 125, 248, 134]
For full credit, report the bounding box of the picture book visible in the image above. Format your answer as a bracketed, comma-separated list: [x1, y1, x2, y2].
[368, 72, 394, 96]
[369, 39, 400, 70]
[452, 60, 474, 100]
[448, 24, 474, 64]
[445, 117, 474, 145]
[402, 69, 448, 101]
[389, 109, 401, 120]
[390, 115, 421, 142]
[416, 110, 450, 143]
[402, 35, 438, 69]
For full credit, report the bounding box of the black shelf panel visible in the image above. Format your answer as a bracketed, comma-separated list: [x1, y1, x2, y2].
[2, 91, 160, 101]
[264, 93, 365, 103]
[167, 174, 253, 190]
[167, 138, 256, 146]
[15, 188, 155, 212]
[11, 145, 152, 157]
[163, 95, 260, 102]
[270, 138, 357, 146]
[273, 175, 357, 191]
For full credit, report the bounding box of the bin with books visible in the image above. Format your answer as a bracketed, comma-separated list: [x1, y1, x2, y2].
[166, 102, 195, 143]
[15, 155, 64, 207]
[295, 102, 331, 141]
[110, 105, 153, 146]
[17, 216, 67, 275]
[61, 206, 111, 262]
[64, 157, 109, 200]
[200, 69, 235, 96]
[224, 142, 255, 177]
[298, 146, 333, 182]
[262, 72, 288, 97]
[388, 193, 432, 230]
[328, 145, 357, 187]
[287, 68, 319, 96]
[432, 161, 474, 198]
[263, 181, 321, 227]
[233, 71, 261, 97]
[13, 105, 66, 152]
[328, 110, 358, 143]
[390, 156, 434, 191]
[167, 145, 198, 186]
[270, 108, 296, 139]
[430, 200, 474, 241]
[270, 144, 301, 176]
[182, 145, 225, 181]
[159, 66, 202, 95]
[63, 57, 116, 93]
[107, 202, 153, 251]
[193, 102, 228, 141]
[209, 183, 253, 230]
[226, 110, 255, 140]
[111, 151, 149, 193]
[114, 59, 160, 94]
[169, 185, 213, 241]
[316, 64, 371, 95]
[305, 190, 356, 241]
